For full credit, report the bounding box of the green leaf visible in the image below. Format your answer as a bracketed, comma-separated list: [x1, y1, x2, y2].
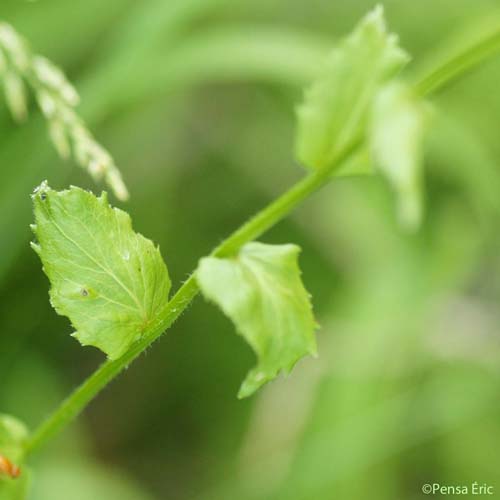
[0, 415, 27, 465]
[31, 182, 171, 360]
[0, 414, 30, 500]
[295, 5, 409, 170]
[371, 81, 428, 229]
[197, 242, 317, 398]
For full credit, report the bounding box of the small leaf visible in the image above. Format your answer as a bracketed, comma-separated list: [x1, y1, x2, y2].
[197, 242, 317, 398]
[0, 414, 30, 500]
[31, 182, 171, 360]
[371, 81, 428, 229]
[296, 5, 409, 170]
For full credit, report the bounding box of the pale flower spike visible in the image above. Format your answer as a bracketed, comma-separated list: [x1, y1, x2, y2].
[0, 21, 129, 200]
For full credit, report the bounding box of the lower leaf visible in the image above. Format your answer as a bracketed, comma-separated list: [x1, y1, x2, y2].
[0, 415, 30, 500]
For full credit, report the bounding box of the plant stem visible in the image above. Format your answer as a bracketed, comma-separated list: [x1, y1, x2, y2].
[415, 24, 500, 95]
[24, 275, 199, 456]
[24, 142, 357, 457]
[24, 23, 500, 457]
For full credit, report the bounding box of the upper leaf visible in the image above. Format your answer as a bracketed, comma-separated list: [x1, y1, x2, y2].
[295, 5, 409, 170]
[197, 242, 317, 398]
[0, 414, 29, 500]
[371, 81, 428, 229]
[31, 182, 171, 360]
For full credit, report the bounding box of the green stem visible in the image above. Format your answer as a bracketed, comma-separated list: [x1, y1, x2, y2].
[415, 25, 500, 95]
[24, 142, 356, 457]
[24, 275, 199, 456]
[24, 22, 500, 457]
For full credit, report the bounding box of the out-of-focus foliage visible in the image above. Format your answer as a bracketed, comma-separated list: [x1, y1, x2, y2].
[295, 6, 408, 170]
[1, 0, 500, 499]
[0, 415, 29, 500]
[371, 81, 428, 229]
[0, 22, 128, 200]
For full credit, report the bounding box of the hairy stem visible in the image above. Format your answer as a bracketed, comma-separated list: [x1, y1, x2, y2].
[24, 23, 500, 457]
[24, 141, 356, 456]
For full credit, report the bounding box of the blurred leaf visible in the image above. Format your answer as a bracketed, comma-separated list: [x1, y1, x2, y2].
[0, 472, 29, 500]
[295, 5, 409, 170]
[0, 415, 27, 464]
[0, 414, 29, 500]
[371, 81, 428, 230]
[197, 242, 317, 398]
[31, 182, 171, 360]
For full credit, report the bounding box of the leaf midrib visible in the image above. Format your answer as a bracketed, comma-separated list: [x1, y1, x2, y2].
[46, 213, 147, 319]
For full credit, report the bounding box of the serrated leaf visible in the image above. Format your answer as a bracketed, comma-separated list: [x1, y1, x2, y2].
[0, 414, 29, 500]
[296, 5, 409, 170]
[197, 242, 317, 398]
[371, 81, 428, 229]
[31, 182, 171, 360]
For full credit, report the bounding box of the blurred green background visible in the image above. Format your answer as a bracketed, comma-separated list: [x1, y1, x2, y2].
[2, 0, 500, 498]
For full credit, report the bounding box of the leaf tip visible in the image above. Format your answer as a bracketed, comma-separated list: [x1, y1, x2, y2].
[236, 388, 249, 400]
[237, 371, 267, 399]
[31, 179, 51, 201]
[365, 4, 385, 29]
